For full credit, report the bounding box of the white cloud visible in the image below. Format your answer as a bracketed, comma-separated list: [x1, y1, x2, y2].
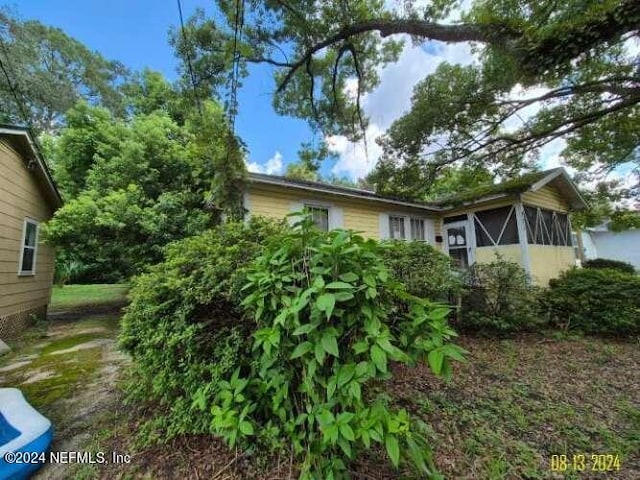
[328, 40, 475, 179]
[328, 124, 385, 179]
[538, 138, 571, 171]
[246, 151, 283, 175]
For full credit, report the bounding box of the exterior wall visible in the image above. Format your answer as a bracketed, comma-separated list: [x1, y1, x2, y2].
[474, 245, 523, 266]
[528, 245, 576, 285]
[0, 139, 55, 337]
[246, 184, 442, 245]
[583, 230, 640, 269]
[522, 185, 569, 212]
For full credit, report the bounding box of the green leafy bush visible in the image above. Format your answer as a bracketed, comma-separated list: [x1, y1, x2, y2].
[459, 258, 543, 331]
[380, 240, 463, 301]
[583, 258, 636, 275]
[119, 217, 286, 437]
[544, 267, 640, 334]
[196, 216, 466, 478]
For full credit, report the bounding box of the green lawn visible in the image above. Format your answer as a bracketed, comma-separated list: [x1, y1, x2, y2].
[50, 284, 129, 311]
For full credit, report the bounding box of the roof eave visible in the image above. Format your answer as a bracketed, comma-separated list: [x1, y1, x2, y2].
[248, 173, 443, 212]
[529, 167, 588, 211]
[0, 126, 63, 209]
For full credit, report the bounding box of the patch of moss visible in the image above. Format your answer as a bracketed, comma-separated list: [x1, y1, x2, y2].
[38, 333, 108, 356]
[433, 168, 556, 207]
[18, 348, 102, 414]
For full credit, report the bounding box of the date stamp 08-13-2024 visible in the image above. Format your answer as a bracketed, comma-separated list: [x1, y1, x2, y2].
[550, 453, 622, 474]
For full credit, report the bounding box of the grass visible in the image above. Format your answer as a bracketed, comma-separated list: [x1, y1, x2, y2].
[50, 284, 129, 311]
[383, 334, 640, 479]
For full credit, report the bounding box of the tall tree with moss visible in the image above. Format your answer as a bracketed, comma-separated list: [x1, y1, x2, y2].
[172, 0, 640, 201]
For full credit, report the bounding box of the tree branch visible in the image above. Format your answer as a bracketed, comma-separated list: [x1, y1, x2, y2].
[276, 20, 497, 93]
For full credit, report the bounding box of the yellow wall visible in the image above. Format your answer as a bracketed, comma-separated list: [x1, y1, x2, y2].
[474, 245, 523, 266]
[247, 184, 442, 242]
[529, 245, 576, 285]
[0, 140, 56, 319]
[522, 185, 569, 212]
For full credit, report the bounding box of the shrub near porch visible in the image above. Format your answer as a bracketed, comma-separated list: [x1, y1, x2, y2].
[121, 217, 466, 478]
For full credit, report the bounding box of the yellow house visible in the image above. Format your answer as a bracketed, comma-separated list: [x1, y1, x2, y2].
[0, 126, 62, 338]
[244, 168, 587, 285]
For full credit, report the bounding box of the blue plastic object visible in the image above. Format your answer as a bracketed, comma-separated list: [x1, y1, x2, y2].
[0, 388, 54, 480]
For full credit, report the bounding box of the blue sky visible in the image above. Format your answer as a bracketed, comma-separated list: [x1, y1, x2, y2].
[12, 0, 319, 175]
[10, 1, 589, 183]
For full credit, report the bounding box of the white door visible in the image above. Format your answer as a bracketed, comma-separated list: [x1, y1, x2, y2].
[444, 221, 473, 268]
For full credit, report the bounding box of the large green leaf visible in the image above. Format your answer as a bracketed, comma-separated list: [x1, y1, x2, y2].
[290, 341, 313, 359]
[321, 332, 339, 357]
[316, 293, 336, 319]
[371, 344, 387, 373]
[325, 281, 354, 289]
[428, 349, 444, 375]
[385, 434, 400, 467]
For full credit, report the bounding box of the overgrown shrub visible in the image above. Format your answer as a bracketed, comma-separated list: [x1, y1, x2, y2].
[544, 267, 640, 334]
[583, 258, 636, 275]
[380, 240, 463, 301]
[459, 258, 543, 331]
[119, 217, 286, 437]
[194, 217, 466, 478]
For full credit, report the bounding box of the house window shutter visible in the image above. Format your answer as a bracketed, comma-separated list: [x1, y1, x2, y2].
[289, 201, 304, 225]
[424, 219, 436, 244]
[378, 213, 389, 239]
[329, 206, 344, 229]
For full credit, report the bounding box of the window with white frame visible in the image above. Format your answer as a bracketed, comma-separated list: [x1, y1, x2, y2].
[388, 216, 429, 241]
[306, 205, 329, 231]
[389, 216, 406, 239]
[19, 218, 38, 275]
[410, 218, 426, 241]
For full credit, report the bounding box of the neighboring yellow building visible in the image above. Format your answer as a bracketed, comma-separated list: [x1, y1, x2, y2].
[245, 168, 587, 285]
[0, 126, 62, 338]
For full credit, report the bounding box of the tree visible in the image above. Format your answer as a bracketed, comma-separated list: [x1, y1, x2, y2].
[176, 0, 640, 199]
[44, 100, 244, 281]
[0, 7, 128, 132]
[121, 69, 187, 122]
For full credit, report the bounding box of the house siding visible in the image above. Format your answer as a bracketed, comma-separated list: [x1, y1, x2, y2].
[246, 184, 442, 243]
[474, 245, 524, 266]
[522, 185, 569, 212]
[0, 139, 55, 337]
[528, 245, 576, 285]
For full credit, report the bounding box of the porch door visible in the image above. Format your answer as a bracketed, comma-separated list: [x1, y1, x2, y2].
[445, 221, 472, 268]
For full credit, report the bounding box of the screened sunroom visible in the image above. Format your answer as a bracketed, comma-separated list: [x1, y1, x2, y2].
[438, 168, 587, 285]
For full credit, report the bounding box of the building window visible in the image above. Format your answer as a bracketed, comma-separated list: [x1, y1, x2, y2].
[19, 219, 38, 275]
[410, 218, 425, 241]
[473, 206, 519, 246]
[523, 206, 572, 246]
[389, 216, 406, 239]
[306, 205, 329, 231]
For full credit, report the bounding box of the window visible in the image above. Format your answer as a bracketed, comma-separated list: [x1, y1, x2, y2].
[306, 205, 329, 231]
[19, 219, 38, 275]
[473, 206, 519, 246]
[523, 206, 572, 246]
[410, 218, 425, 241]
[389, 216, 406, 239]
